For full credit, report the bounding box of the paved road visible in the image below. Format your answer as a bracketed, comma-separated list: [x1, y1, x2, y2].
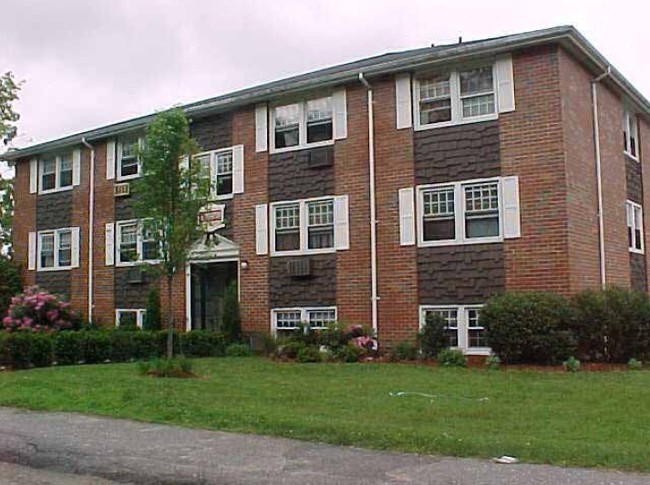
[0, 407, 647, 485]
[0, 461, 121, 485]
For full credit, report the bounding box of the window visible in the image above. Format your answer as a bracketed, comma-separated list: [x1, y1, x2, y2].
[272, 96, 333, 152]
[623, 110, 639, 160]
[272, 307, 337, 335]
[37, 228, 75, 271]
[271, 197, 335, 255]
[39, 152, 74, 193]
[418, 178, 502, 246]
[118, 135, 142, 180]
[415, 64, 496, 129]
[116, 220, 160, 265]
[215, 150, 233, 196]
[191, 146, 240, 199]
[116, 309, 146, 329]
[420, 305, 488, 354]
[626, 200, 644, 253]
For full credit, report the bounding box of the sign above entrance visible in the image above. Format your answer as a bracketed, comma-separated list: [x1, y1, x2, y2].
[198, 203, 226, 233]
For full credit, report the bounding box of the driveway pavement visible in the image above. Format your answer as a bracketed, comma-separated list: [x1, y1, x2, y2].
[0, 407, 647, 485]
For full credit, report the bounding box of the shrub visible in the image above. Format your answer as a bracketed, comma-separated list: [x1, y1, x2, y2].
[226, 343, 252, 357]
[4, 332, 53, 368]
[296, 345, 322, 363]
[571, 287, 650, 363]
[436, 348, 466, 367]
[81, 331, 111, 364]
[139, 357, 195, 378]
[0, 256, 22, 316]
[482, 292, 576, 365]
[331, 343, 364, 363]
[628, 358, 643, 371]
[389, 341, 418, 362]
[563, 356, 581, 373]
[180, 331, 226, 357]
[417, 314, 449, 359]
[485, 355, 501, 370]
[2, 287, 80, 333]
[276, 341, 305, 360]
[222, 282, 241, 344]
[143, 288, 161, 331]
[54, 331, 83, 365]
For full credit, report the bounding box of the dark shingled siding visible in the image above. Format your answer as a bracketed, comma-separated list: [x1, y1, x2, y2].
[269, 254, 336, 307]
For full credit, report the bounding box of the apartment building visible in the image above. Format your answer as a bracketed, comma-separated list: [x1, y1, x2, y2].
[4, 26, 650, 354]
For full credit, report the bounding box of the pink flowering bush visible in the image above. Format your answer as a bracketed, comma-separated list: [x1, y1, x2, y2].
[2, 287, 78, 333]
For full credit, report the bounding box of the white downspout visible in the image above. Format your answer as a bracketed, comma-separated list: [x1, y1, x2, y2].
[591, 67, 611, 289]
[358, 72, 379, 336]
[81, 138, 95, 321]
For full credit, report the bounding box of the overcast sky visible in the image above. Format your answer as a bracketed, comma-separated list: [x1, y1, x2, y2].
[2, 0, 650, 149]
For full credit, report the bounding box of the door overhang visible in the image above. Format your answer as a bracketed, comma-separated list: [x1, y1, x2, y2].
[187, 234, 240, 263]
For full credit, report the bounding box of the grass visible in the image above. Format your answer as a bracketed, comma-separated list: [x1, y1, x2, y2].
[0, 358, 649, 472]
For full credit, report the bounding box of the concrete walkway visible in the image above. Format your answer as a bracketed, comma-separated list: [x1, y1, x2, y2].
[0, 407, 646, 485]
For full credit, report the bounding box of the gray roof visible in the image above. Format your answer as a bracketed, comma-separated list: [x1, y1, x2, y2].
[3, 25, 649, 161]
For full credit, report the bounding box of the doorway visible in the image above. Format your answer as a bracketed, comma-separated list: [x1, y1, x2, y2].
[190, 261, 238, 331]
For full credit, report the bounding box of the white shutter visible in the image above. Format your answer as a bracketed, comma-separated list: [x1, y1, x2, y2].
[72, 148, 81, 186]
[179, 155, 189, 172]
[496, 55, 515, 113]
[502, 176, 521, 239]
[105, 222, 115, 266]
[395, 73, 413, 129]
[106, 139, 116, 180]
[255, 204, 268, 255]
[333, 88, 347, 140]
[29, 158, 38, 193]
[255, 104, 268, 152]
[28, 232, 36, 270]
[334, 195, 350, 250]
[71, 227, 81, 268]
[232, 144, 244, 194]
[399, 188, 416, 246]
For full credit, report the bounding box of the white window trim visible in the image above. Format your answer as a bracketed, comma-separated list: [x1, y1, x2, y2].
[627, 200, 644, 254]
[419, 304, 490, 356]
[413, 64, 498, 131]
[116, 137, 144, 181]
[269, 97, 335, 154]
[39, 153, 74, 194]
[270, 307, 337, 336]
[115, 309, 147, 329]
[417, 176, 504, 247]
[623, 109, 639, 162]
[270, 195, 336, 256]
[115, 219, 161, 267]
[36, 228, 74, 272]
[193, 146, 235, 201]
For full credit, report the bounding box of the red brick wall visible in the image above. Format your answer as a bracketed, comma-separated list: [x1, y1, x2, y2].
[500, 45, 571, 294]
[595, 82, 630, 288]
[373, 75, 418, 346]
[91, 141, 115, 326]
[558, 49, 601, 292]
[335, 84, 372, 326]
[13, 158, 36, 287]
[640, 119, 650, 288]
[232, 107, 269, 335]
[159, 272, 185, 330]
[70, 147, 90, 318]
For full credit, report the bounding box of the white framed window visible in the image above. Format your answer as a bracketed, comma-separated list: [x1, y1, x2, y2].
[115, 309, 146, 329]
[116, 219, 160, 266]
[420, 305, 488, 355]
[117, 135, 143, 181]
[39, 152, 74, 193]
[271, 307, 337, 336]
[623, 109, 639, 160]
[37, 227, 78, 271]
[270, 197, 336, 255]
[417, 177, 503, 246]
[626, 200, 644, 254]
[414, 64, 497, 130]
[191, 146, 243, 199]
[271, 95, 333, 153]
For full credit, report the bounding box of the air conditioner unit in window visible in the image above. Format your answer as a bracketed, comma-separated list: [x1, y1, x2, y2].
[126, 267, 144, 284]
[114, 182, 130, 197]
[286, 257, 311, 277]
[307, 147, 333, 168]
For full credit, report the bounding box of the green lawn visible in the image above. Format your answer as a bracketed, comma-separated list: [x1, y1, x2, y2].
[0, 358, 648, 471]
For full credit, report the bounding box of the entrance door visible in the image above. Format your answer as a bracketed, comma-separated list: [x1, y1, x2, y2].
[190, 261, 238, 331]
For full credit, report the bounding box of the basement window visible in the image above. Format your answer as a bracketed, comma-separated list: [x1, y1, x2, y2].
[420, 305, 488, 354]
[626, 200, 644, 253]
[116, 309, 146, 329]
[272, 307, 337, 335]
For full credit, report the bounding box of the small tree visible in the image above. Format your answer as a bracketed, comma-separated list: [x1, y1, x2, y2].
[222, 281, 241, 343]
[0, 71, 21, 146]
[132, 108, 210, 358]
[143, 287, 162, 331]
[0, 255, 21, 313]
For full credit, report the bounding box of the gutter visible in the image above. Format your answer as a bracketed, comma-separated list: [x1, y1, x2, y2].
[591, 67, 611, 289]
[81, 138, 95, 321]
[358, 73, 379, 337]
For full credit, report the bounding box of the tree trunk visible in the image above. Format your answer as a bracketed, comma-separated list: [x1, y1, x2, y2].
[166, 274, 174, 360]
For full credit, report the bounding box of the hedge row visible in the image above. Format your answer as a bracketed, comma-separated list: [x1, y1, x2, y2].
[482, 288, 650, 365]
[0, 330, 227, 369]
